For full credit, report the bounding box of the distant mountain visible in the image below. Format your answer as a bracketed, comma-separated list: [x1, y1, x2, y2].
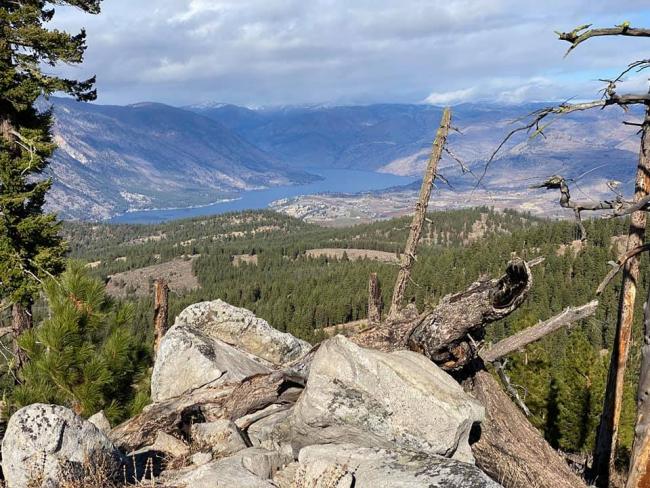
[47, 98, 643, 221]
[46, 98, 317, 220]
[190, 102, 641, 196]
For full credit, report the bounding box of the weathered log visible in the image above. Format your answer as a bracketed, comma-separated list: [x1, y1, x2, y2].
[465, 370, 588, 488]
[353, 258, 533, 370]
[409, 258, 533, 370]
[480, 300, 599, 363]
[110, 372, 303, 451]
[388, 107, 451, 319]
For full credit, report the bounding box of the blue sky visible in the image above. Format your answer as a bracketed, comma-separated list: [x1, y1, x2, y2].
[52, 0, 650, 107]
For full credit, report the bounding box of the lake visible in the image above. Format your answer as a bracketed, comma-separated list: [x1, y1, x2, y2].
[110, 169, 418, 224]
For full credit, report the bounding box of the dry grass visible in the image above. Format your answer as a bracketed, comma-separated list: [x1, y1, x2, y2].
[6, 453, 179, 488]
[304, 248, 399, 263]
[105, 256, 200, 298]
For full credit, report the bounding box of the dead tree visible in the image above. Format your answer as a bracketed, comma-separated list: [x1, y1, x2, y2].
[347, 258, 596, 487]
[466, 370, 587, 488]
[153, 278, 170, 356]
[480, 300, 599, 363]
[367, 273, 382, 325]
[388, 107, 451, 319]
[532, 175, 622, 241]
[481, 24, 650, 486]
[627, 289, 650, 487]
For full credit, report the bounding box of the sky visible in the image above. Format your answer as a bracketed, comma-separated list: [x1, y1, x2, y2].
[51, 0, 650, 107]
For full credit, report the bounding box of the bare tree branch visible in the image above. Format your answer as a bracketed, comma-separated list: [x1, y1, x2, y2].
[596, 243, 650, 295]
[480, 300, 599, 363]
[557, 23, 650, 56]
[494, 359, 531, 417]
[531, 175, 624, 240]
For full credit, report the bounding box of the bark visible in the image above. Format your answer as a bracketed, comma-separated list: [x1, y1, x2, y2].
[153, 278, 169, 356]
[354, 258, 533, 371]
[110, 372, 303, 451]
[367, 273, 382, 326]
[626, 277, 650, 487]
[388, 107, 451, 320]
[465, 370, 588, 488]
[11, 303, 32, 370]
[407, 258, 532, 370]
[480, 300, 599, 363]
[592, 105, 650, 487]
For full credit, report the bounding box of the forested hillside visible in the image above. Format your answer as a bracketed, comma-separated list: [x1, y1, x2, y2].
[62, 207, 639, 457]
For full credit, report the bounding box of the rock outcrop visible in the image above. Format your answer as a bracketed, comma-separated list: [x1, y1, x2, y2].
[174, 300, 311, 364]
[290, 335, 484, 462]
[2, 404, 122, 488]
[151, 325, 272, 402]
[2, 301, 508, 488]
[294, 444, 503, 487]
[160, 447, 289, 488]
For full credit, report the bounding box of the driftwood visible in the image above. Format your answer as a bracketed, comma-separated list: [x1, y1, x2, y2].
[110, 372, 303, 451]
[465, 370, 588, 488]
[480, 300, 599, 363]
[388, 107, 451, 319]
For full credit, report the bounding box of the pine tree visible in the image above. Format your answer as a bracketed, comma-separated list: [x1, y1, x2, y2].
[11, 262, 145, 423]
[0, 0, 101, 365]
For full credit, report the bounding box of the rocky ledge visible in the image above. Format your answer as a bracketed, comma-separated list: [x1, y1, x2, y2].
[1, 299, 503, 488]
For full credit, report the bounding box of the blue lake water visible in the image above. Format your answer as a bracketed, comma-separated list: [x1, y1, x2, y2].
[110, 169, 418, 224]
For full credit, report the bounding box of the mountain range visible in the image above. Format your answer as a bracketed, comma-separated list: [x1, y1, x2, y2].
[47, 98, 316, 220]
[46, 98, 643, 220]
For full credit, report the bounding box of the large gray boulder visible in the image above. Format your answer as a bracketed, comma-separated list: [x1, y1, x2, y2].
[151, 325, 271, 402]
[295, 444, 503, 487]
[160, 447, 289, 488]
[191, 419, 248, 457]
[174, 300, 311, 364]
[290, 335, 484, 462]
[2, 404, 122, 488]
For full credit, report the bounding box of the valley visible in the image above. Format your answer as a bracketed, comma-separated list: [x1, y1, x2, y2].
[47, 99, 641, 222]
[62, 207, 637, 456]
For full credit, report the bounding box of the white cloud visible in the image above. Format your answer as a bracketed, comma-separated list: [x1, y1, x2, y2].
[425, 88, 477, 105]
[49, 0, 650, 106]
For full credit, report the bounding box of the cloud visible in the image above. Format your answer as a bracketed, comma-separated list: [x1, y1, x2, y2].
[425, 88, 477, 105]
[49, 0, 650, 106]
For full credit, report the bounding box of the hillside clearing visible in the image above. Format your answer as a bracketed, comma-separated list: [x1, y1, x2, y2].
[105, 256, 200, 298]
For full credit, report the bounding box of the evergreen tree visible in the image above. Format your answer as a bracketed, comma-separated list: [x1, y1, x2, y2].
[11, 262, 146, 423]
[0, 0, 101, 365]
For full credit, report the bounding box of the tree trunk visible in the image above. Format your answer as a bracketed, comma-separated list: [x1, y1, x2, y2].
[367, 273, 382, 326]
[388, 107, 452, 320]
[153, 278, 169, 356]
[626, 279, 650, 487]
[354, 258, 533, 370]
[11, 303, 32, 370]
[592, 104, 650, 487]
[465, 370, 588, 488]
